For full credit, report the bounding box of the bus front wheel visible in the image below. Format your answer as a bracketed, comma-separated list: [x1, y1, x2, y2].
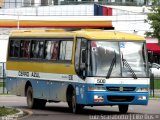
[118, 105, 129, 114]
[70, 91, 84, 113]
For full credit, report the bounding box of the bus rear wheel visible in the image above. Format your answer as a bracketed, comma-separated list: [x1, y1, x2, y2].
[27, 86, 35, 108]
[26, 86, 46, 109]
[118, 105, 128, 114]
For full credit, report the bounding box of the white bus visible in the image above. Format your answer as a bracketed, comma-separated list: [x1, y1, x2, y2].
[6, 28, 149, 113]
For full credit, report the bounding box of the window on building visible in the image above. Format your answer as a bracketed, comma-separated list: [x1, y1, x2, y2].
[20, 40, 30, 58]
[23, 0, 34, 7]
[45, 41, 59, 60]
[59, 41, 73, 61]
[41, 0, 48, 6]
[9, 40, 20, 57]
[41, 0, 53, 6]
[31, 41, 44, 59]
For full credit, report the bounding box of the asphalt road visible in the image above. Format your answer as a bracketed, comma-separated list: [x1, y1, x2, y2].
[0, 96, 160, 120]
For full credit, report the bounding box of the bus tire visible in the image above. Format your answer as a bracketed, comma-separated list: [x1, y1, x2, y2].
[26, 86, 37, 109]
[118, 105, 128, 114]
[71, 90, 84, 114]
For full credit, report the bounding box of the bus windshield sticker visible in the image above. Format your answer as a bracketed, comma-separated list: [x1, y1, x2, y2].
[120, 42, 125, 48]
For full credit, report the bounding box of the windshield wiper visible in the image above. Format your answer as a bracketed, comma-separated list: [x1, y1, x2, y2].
[122, 54, 137, 79]
[106, 51, 116, 79]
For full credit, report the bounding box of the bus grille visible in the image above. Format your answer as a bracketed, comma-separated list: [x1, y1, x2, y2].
[107, 96, 134, 102]
[106, 87, 136, 92]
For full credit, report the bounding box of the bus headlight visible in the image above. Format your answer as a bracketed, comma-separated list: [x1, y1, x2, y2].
[136, 88, 149, 92]
[138, 96, 147, 100]
[94, 95, 104, 102]
[88, 86, 106, 91]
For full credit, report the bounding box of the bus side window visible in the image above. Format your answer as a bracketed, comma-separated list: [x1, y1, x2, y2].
[31, 41, 38, 58]
[31, 41, 44, 59]
[20, 40, 30, 58]
[51, 41, 59, 60]
[45, 41, 51, 60]
[45, 41, 59, 60]
[9, 40, 20, 58]
[59, 41, 73, 61]
[39, 41, 44, 58]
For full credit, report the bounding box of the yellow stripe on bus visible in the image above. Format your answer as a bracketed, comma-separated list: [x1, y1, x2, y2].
[6, 61, 76, 74]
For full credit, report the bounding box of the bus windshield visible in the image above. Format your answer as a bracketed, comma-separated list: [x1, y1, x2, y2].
[90, 41, 148, 78]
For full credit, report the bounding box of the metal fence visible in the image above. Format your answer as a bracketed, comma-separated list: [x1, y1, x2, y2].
[150, 73, 160, 97]
[0, 62, 7, 94]
[0, 61, 159, 97]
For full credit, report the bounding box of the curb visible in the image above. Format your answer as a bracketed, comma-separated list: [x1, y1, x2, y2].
[18, 109, 33, 120]
[0, 108, 24, 120]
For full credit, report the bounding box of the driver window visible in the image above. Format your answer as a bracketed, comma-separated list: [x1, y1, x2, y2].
[75, 38, 87, 78]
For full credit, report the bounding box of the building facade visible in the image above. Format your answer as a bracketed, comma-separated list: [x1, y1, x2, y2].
[1, 0, 54, 8]
[0, 0, 156, 8]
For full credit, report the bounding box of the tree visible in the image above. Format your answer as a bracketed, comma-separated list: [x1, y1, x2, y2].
[145, 0, 160, 44]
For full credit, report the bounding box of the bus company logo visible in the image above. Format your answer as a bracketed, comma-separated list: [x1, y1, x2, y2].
[119, 87, 123, 92]
[120, 81, 124, 84]
[18, 71, 40, 78]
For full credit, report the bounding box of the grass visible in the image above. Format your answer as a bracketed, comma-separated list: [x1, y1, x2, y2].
[150, 79, 160, 89]
[0, 93, 10, 95]
[0, 106, 18, 116]
[149, 96, 160, 98]
[0, 82, 5, 87]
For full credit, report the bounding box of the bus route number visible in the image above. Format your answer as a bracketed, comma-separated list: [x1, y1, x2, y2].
[97, 79, 106, 83]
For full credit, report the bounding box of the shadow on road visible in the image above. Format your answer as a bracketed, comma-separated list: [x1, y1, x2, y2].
[19, 105, 139, 116]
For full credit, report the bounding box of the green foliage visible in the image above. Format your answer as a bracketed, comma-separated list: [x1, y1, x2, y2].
[0, 82, 5, 87]
[149, 95, 160, 98]
[150, 79, 160, 89]
[145, 0, 160, 43]
[0, 107, 18, 116]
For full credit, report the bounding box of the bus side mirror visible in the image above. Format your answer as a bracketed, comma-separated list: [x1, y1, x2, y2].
[79, 49, 87, 79]
[148, 62, 152, 68]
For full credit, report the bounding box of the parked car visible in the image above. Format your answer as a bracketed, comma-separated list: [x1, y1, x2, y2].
[150, 63, 160, 78]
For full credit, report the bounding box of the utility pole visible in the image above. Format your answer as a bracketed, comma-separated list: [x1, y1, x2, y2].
[2, 62, 5, 94]
[15, 0, 17, 8]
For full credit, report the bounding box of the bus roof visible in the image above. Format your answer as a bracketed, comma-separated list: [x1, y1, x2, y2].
[10, 29, 74, 38]
[10, 29, 145, 41]
[75, 29, 145, 41]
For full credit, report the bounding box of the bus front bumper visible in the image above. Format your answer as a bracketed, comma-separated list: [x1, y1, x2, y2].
[79, 92, 149, 105]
